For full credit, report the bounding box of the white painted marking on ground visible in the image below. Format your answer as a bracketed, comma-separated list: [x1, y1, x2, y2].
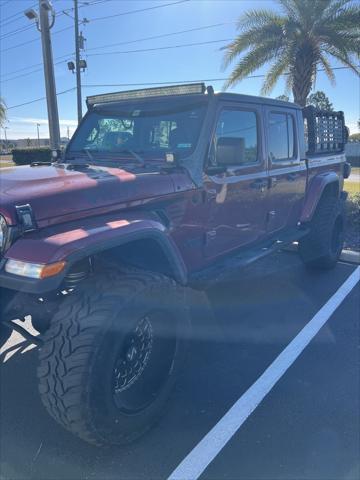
[168, 267, 360, 480]
[1, 316, 39, 363]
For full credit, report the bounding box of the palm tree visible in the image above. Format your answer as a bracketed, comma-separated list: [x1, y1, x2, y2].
[222, 0, 360, 106]
[0, 97, 6, 127]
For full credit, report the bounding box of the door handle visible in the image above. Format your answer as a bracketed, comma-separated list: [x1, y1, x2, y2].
[251, 179, 267, 191]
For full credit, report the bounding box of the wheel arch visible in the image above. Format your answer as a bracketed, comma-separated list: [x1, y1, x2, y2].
[1, 218, 188, 294]
[300, 172, 340, 224]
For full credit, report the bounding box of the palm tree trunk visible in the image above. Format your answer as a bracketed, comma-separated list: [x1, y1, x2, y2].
[292, 46, 316, 107]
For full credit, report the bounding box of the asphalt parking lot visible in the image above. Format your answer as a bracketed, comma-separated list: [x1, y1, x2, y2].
[0, 251, 359, 480]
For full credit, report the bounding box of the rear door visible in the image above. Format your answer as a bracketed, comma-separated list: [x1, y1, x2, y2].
[203, 102, 268, 258]
[264, 107, 307, 234]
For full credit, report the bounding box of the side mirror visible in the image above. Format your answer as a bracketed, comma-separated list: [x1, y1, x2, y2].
[216, 137, 245, 166]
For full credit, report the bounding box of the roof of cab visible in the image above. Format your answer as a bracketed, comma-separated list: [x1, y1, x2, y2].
[213, 91, 299, 109]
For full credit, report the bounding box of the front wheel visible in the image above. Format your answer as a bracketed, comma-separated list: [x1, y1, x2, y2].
[299, 196, 345, 269]
[37, 267, 189, 446]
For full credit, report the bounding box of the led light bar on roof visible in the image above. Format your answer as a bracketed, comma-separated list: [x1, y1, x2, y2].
[86, 83, 206, 106]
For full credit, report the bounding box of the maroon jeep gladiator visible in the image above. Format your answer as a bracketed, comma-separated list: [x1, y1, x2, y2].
[0, 83, 350, 445]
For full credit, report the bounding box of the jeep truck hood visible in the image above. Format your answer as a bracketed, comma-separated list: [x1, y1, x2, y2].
[0, 164, 177, 226]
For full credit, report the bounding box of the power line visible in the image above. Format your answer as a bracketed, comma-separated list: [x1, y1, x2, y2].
[0, 2, 36, 24]
[86, 22, 235, 53]
[1, 37, 233, 83]
[6, 66, 353, 110]
[7, 87, 76, 110]
[84, 66, 352, 88]
[0, 57, 75, 83]
[0, 0, 109, 31]
[0, 52, 74, 79]
[87, 0, 189, 23]
[1, 0, 190, 52]
[1, 21, 234, 78]
[0, 21, 229, 77]
[1, 22, 232, 77]
[87, 38, 233, 57]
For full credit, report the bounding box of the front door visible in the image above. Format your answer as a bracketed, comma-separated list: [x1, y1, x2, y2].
[265, 107, 307, 234]
[203, 103, 268, 259]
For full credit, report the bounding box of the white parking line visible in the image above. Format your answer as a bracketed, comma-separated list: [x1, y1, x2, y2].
[168, 266, 360, 480]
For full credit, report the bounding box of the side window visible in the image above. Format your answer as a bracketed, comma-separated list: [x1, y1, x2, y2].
[214, 109, 258, 165]
[268, 112, 296, 162]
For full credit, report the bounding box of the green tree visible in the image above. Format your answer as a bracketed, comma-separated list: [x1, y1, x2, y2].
[0, 97, 6, 127]
[222, 0, 360, 106]
[349, 132, 360, 141]
[276, 94, 290, 101]
[307, 91, 333, 110]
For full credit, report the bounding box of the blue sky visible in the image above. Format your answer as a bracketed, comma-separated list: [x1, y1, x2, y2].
[1, 0, 359, 139]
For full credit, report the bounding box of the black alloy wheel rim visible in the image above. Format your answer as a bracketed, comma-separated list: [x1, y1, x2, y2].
[112, 311, 177, 413]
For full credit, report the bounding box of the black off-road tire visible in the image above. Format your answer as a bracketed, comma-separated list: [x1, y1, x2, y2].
[37, 267, 189, 446]
[299, 195, 345, 269]
[0, 323, 12, 346]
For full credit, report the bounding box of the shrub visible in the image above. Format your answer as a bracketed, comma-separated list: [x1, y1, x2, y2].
[346, 193, 360, 229]
[11, 148, 52, 165]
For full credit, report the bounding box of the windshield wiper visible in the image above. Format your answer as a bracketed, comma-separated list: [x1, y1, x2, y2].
[119, 148, 145, 167]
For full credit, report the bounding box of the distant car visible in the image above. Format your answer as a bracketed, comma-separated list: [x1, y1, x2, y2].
[0, 83, 351, 446]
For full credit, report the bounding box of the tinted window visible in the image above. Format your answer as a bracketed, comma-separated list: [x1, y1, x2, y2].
[268, 112, 296, 161]
[215, 109, 258, 165]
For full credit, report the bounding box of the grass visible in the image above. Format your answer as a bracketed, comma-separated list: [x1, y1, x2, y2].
[0, 154, 14, 168]
[344, 180, 360, 197]
[0, 161, 15, 168]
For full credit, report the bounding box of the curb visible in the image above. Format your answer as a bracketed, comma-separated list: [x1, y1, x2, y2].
[283, 243, 360, 265]
[340, 249, 360, 265]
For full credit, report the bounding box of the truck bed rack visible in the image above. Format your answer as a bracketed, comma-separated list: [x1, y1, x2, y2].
[303, 106, 348, 156]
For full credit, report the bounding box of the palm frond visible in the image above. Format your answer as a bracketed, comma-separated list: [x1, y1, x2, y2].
[223, 45, 277, 90]
[261, 52, 291, 94]
[237, 9, 285, 31]
[318, 54, 336, 85]
[323, 45, 360, 74]
[222, 22, 285, 69]
[321, 0, 353, 20]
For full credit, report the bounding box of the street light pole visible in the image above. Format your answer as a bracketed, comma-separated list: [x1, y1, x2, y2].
[38, 0, 61, 153]
[37, 123, 41, 147]
[3, 127, 8, 151]
[74, 0, 82, 124]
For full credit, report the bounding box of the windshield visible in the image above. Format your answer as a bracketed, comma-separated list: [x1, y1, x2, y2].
[66, 99, 207, 165]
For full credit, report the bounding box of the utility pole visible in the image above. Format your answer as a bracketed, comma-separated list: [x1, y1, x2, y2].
[37, 123, 41, 147]
[39, 0, 61, 152]
[74, 0, 82, 124]
[25, 1, 61, 153]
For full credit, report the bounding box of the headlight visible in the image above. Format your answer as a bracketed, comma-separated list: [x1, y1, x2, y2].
[5, 259, 66, 279]
[0, 215, 8, 254]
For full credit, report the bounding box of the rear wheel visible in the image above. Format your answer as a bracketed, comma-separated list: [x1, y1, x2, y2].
[37, 267, 189, 446]
[299, 195, 345, 269]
